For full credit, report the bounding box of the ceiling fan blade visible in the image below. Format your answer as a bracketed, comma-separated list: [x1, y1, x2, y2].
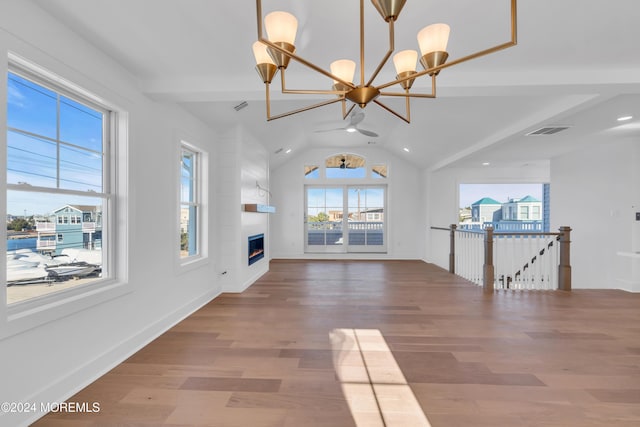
[350, 111, 365, 126]
[357, 128, 379, 137]
[313, 127, 346, 133]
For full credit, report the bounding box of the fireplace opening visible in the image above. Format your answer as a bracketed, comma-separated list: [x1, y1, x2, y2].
[248, 233, 265, 265]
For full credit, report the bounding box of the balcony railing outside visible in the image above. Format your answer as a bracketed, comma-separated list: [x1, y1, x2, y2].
[36, 222, 56, 232]
[82, 222, 99, 232]
[307, 221, 384, 246]
[458, 220, 543, 232]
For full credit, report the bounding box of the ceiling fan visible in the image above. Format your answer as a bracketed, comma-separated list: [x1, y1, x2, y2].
[314, 111, 379, 137]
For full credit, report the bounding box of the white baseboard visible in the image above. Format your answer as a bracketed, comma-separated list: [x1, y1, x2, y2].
[615, 278, 640, 293]
[8, 289, 220, 427]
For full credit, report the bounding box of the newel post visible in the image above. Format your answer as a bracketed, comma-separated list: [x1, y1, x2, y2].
[483, 226, 495, 292]
[449, 224, 457, 274]
[558, 226, 572, 291]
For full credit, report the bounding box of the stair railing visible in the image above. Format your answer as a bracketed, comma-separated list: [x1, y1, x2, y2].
[432, 225, 571, 291]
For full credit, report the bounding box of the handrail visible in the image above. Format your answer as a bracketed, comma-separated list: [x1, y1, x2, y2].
[494, 231, 561, 237]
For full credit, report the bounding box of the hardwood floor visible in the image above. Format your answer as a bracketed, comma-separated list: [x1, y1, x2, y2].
[34, 260, 640, 426]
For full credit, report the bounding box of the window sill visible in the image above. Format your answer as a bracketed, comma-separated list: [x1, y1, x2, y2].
[2, 278, 131, 340]
[177, 255, 210, 275]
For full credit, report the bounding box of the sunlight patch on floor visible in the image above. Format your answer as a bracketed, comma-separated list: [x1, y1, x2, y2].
[329, 328, 431, 427]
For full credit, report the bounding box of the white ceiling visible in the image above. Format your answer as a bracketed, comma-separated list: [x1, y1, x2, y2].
[32, 0, 640, 170]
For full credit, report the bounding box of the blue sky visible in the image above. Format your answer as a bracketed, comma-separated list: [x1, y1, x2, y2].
[459, 183, 544, 208]
[7, 72, 104, 216]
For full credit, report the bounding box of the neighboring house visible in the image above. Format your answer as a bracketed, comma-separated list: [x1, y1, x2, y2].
[471, 197, 503, 222]
[502, 195, 542, 221]
[464, 196, 544, 231]
[459, 207, 472, 223]
[36, 205, 102, 255]
[359, 208, 384, 222]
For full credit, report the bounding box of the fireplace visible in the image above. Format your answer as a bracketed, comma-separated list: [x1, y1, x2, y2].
[248, 233, 265, 265]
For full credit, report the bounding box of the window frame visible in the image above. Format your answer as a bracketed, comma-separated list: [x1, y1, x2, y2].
[2, 53, 129, 338]
[177, 139, 208, 270]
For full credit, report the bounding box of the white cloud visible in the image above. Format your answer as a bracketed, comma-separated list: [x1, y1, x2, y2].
[8, 84, 26, 108]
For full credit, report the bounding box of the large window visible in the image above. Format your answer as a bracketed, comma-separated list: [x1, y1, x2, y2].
[6, 66, 111, 304]
[458, 183, 549, 231]
[305, 186, 386, 253]
[179, 142, 206, 262]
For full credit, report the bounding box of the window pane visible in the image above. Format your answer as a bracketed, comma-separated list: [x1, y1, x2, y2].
[7, 190, 105, 305]
[60, 144, 103, 192]
[372, 165, 387, 178]
[304, 165, 319, 179]
[181, 151, 195, 203]
[60, 96, 103, 152]
[7, 130, 57, 187]
[325, 154, 366, 178]
[307, 188, 325, 207]
[326, 166, 366, 179]
[7, 72, 57, 139]
[306, 187, 344, 247]
[348, 187, 384, 246]
[180, 205, 198, 257]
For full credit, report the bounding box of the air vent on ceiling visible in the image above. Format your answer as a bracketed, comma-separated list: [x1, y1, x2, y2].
[234, 101, 248, 111]
[526, 126, 571, 136]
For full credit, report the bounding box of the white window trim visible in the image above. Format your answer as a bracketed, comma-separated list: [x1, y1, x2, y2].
[1, 52, 130, 339]
[176, 138, 209, 272]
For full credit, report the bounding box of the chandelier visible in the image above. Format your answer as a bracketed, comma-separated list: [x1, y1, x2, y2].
[253, 0, 517, 123]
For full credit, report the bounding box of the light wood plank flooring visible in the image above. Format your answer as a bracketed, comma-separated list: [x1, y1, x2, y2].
[34, 260, 640, 426]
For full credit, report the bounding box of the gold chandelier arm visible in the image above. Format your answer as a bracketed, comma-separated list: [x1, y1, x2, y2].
[264, 82, 345, 121]
[279, 70, 347, 96]
[373, 98, 410, 124]
[380, 74, 436, 98]
[256, 0, 356, 89]
[257, 38, 356, 90]
[366, 19, 395, 87]
[377, 0, 517, 91]
[343, 103, 357, 120]
[381, 92, 435, 99]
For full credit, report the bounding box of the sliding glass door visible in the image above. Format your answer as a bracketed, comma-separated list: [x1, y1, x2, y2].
[305, 186, 386, 253]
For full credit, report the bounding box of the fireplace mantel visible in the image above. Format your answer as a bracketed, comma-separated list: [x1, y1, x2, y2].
[243, 204, 276, 213]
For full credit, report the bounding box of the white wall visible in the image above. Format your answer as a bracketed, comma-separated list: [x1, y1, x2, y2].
[551, 138, 640, 290]
[270, 146, 424, 259]
[425, 165, 550, 269]
[0, 2, 241, 425]
[216, 127, 270, 293]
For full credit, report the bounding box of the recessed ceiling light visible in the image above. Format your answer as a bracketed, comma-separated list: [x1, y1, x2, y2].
[285, 149, 292, 154]
[403, 147, 410, 152]
[617, 115, 633, 121]
[482, 162, 490, 166]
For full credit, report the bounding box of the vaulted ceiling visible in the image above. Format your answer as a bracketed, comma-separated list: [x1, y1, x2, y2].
[32, 0, 640, 170]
